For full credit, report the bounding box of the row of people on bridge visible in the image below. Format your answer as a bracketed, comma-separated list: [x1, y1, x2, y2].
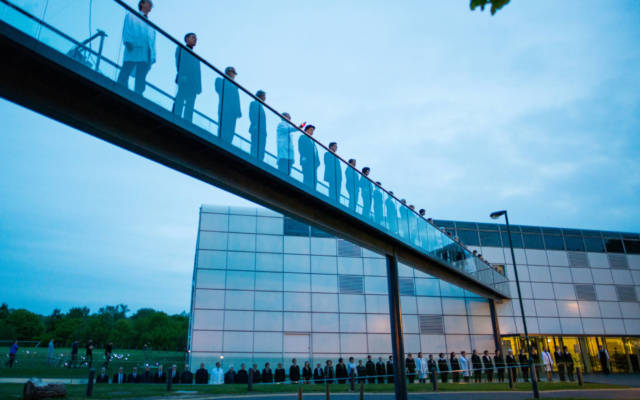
[116, 1, 487, 261]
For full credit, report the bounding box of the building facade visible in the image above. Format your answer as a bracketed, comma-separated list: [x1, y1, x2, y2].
[189, 205, 640, 374]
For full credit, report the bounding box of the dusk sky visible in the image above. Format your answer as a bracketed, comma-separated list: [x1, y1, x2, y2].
[1, 0, 639, 315]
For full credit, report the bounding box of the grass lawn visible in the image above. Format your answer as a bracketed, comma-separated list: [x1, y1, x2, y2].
[0, 381, 628, 399]
[0, 347, 185, 378]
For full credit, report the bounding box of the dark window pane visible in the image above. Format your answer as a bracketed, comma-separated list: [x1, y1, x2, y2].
[523, 233, 544, 249]
[564, 236, 585, 252]
[542, 227, 562, 234]
[284, 217, 309, 236]
[521, 226, 541, 234]
[582, 230, 602, 238]
[543, 235, 565, 250]
[563, 229, 582, 236]
[604, 238, 625, 253]
[311, 226, 333, 238]
[623, 240, 640, 255]
[622, 233, 640, 240]
[501, 231, 523, 248]
[603, 232, 621, 239]
[477, 223, 499, 231]
[584, 237, 605, 252]
[455, 222, 477, 230]
[456, 230, 480, 246]
[479, 231, 502, 247]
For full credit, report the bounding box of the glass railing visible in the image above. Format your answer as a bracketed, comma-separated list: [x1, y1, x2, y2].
[0, 0, 509, 297]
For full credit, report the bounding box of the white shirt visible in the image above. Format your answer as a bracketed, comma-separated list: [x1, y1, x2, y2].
[542, 351, 553, 372]
[121, 12, 156, 63]
[276, 121, 296, 160]
[211, 367, 224, 384]
[459, 356, 470, 377]
[346, 362, 357, 377]
[416, 358, 428, 378]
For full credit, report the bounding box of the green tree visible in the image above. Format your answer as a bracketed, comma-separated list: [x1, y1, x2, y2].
[6, 309, 44, 340]
[470, 0, 510, 15]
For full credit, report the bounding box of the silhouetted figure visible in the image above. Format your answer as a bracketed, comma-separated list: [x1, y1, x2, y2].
[180, 364, 193, 384]
[117, 0, 156, 94]
[373, 182, 384, 225]
[224, 366, 236, 384]
[385, 191, 398, 232]
[276, 113, 296, 174]
[336, 358, 348, 384]
[314, 363, 324, 384]
[274, 363, 285, 383]
[376, 357, 386, 384]
[386, 356, 394, 384]
[298, 125, 319, 189]
[215, 66, 241, 145]
[249, 90, 267, 162]
[302, 361, 312, 383]
[494, 349, 506, 383]
[262, 363, 274, 383]
[195, 363, 209, 384]
[360, 167, 373, 218]
[173, 33, 201, 122]
[365, 355, 376, 384]
[599, 346, 610, 375]
[345, 159, 359, 210]
[324, 360, 335, 384]
[236, 364, 248, 384]
[483, 350, 494, 382]
[406, 353, 416, 384]
[289, 359, 301, 383]
[96, 367, 109, 383]
[450, 352, 460, 383]
[128, 366, 142, 383]
[324, 142, 341, 201]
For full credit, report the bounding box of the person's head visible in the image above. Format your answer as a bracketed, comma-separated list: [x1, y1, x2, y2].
[200, 363, 205, 369]
[367, 355, 372, 360]
[427, 217, 433, 223]
[349, 357, 354, 362]
[419, 209, 425, 216]
[229, 366, 234, 371]
[304, 125, 315, 135]
[450, 352, 455, 358]
[598, 345, 603, 350]
[507, 349, 513, 354]
[428, 354, 433, 359]
[282, 112, 291, 121]
[348, 158, 356, 167]
[400, 199, 406, 204]
[184, 33, 197, 48]
[329, 142, 337, 152]
[158, 365, 163, 371]
[145, 365, 150, 372]
[461, 351, 466, 356]
[101, 367, 106, 374]
[338, 358, 343, 363]
[240, 363, 245, 369]
[375, 181, 381, 187]
[378, 357, 382, 361]
[225, 66, 237, 80]
[327, 360, 332, 366]
[265, 362, 270, 369]
[496, 349, 501, 355]
[472, 349, 477, 355]
[292, 358, 297, 365]
[316, 363, 321, 368]
[407, 353, 412, 358]
[388, 191, 394, 196]
[253, 363, 258, 370]
[438, 353, 444, 358]
[358, 360, 363, 365]
[216, 362, 221, 368]
[362, 167, 370, 176]
[563, 346, 568, 351]
[277, 363, 282, 368]
[304, 361, 310, 367]
[418, 352, 422, 358]
[138, 0, 152, 15]
[172, 364, 177, 371]
[256, 90, 266, 101]
[483, 350, 489, 355]
[133, 366, 138, 373]
[388, 356, 392, 361]
[532, 348, 538, 353]
[520, 348, 525, 354]
[119, 367, 124, 373]
[409, 204, 415, 210]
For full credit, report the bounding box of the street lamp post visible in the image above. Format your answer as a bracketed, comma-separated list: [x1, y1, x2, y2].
[490, 210, 539, 399]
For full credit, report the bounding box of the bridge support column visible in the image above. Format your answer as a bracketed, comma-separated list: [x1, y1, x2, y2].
[386, 252, 408, 400]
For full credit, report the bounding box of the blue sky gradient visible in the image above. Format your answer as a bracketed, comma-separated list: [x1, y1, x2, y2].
[1, 0, 639, 314]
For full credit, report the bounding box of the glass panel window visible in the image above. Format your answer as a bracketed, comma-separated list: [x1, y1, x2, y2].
[564, 236, 585, 252]
[501, 231, 523, 248]
[256, 216, 283, 235]
[415, 278, 441, 297]
[455, 222, 477, 230]
[256, 234, 283, 253]
[227, 251, 255, 270]
[543, 235, 565, 250]
[584, 237, 605, 252]
[228, 233, 256, 252]
[283, 273, 310, 292]
[476, 223, 498, 231]
[228, 215, 256, 233]
[283, 217, 309, 236]
[479, 231, 502, 247]
[311, 256, 337, 274]
[254, 291, 282, 311]
[624, 240, 640, 254]
[284, 254, 310, 273]
[365, 276, 388, 294]
[440, 281, 464, 297]
[200, 213, 228, 231]
[196, 269, 225, 289]
[256, 252, 283, 271]
[457, 230, 480, 246]
[226, 270, 255, 290]
[523, 233, 545, 249]
[604, 238, 625, 253]
[255, 272, 283, 291]
[311, 274, 338, 293]
[310, 226, 333, 237]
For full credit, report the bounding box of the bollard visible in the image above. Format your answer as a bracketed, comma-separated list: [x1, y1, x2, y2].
[577, 367, 583, 386]
[166, 373, 172, 392]
[297, 383, 303, 400]
[359, 380, 364, 400]
[325, 380, 330, 400]
[86, 368, 95, 397]
[248, 369, 253, 392]
[431, 370, 438, 392]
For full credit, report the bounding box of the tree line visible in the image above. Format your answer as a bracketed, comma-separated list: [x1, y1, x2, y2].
[0, 303, 188, 351]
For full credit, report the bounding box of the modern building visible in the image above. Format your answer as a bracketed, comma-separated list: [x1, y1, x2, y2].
[188, 205, 640, 374]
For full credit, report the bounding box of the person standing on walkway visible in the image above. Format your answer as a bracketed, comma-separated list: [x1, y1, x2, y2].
[438, 353, 449, 383]
[173, 33, 201, 122]
[262, 362, 273, 383]
[563, 347, 574, 381]
[482, 350, 493, 382]
[336, 358, 347, 384]
[372, 182, 384, 225]
[180, 364, 193, 384]
[376, 357, 386, 384]
[215, 66, 241, 145]
[386, 356, 394, 384]
[248, 90, 267, 162]
[347, 356, 357, 387]
[47, 339, 55, 366]
[274, 363, 285, 383]
[427, 354, 437, 383]
[298, 125, 319, 189]
[323, 142, 341, 201]
[276, 113, 296, 175]
[313, 363, 324, 384]
[405, 353, 417, 384]
[360, 167, 373, 218]
[518, 348, 529, 382]
[494, 349, 505, 383]
[302, 361, 312, 383]
[324, 360, 335, 384]
[365, 355, 376, 384]
[459, 351, 470, 383]
[385, 191, 398, 233]
[598, 345, 610, 374]
[506, 349, 517, 382]
[117, 0, 156, 94]
[211, 362, 224, 384]
[554, 347, 565, 381]
[345, 159, 359, 211]
[449, 352, 460, 383]
[416, 352, 427, 383]
[471, 349, 482, 383]
[542, 347, 553, 381]
[289, 358, 301, 383]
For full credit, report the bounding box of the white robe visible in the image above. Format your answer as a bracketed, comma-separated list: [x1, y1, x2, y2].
[542, 351, 553, 372]
[121, 12, 156, 63]
[211, 367, 224, 384]
[459, 356, 470, 377]
[416, 357, 428, 379]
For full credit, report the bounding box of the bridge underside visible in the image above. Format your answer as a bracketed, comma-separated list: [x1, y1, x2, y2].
[0, 20, 507, 300]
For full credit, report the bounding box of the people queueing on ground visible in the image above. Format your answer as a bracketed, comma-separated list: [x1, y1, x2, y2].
[113, 366, 126, 384]
[325, 360, 335, 384]
[313, 363, 324, 384]
[224, 366, 236, 384]
[386, 356, 394, 384]
[289, 359, 301, 383]
[438, 353, 449, 383]
[542, 347, 553, 381]
[336, 357, 348, 384]
[416, 352, 427, 383]
[376, 357, 386, 384]
[211, 361, 224, 384]
[482, 350, 493, 382]
[471, 350, 482, 383]
[449, 352, 460, 383]
[531, 347, 541, 382]
[494, 349, 506, 382]
[236, 363, 249, 384]
[154, 364, 165, 383]
[405, 353, 416, 383]
[195, 362, 209, 384]
[518, 348, 529, 382]
[563, 346, 575, 381]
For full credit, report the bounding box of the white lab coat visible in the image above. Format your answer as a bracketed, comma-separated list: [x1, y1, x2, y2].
[459, 356, 470, 377]
[211, 367, 224, 384]
[122, 12, 156, 63]
[542, 351, 553, 372]
[416, 357, 428, 379]
[276, 121, 296, 161]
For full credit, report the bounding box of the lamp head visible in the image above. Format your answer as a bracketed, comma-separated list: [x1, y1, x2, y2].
[490, 210, 506, 220]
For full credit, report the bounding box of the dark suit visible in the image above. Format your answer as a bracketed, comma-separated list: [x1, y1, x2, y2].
[494, 354, 505, 382]
[142, 370, 153, 383]
[274, 368, 285, 383]
[563, 352, 574, 381]
[236, 369, 248, 384]
[345, 166, 359, 210]
[313, 367, 324, 384]
[173, 46, 202, 122]
[262, 368, 273, 383]
[336, 363, 347, 384]
[406, 358, 416, 383]
[323, 151, 342, 201]
[298, 135, 319, 189]
[249, 100, 267, 162]
[482, 355, 493, 382]
[289, 365, 300, 383]
[127, 373, 141, 383]
[112, 373, 126, 384]
[324, 365, 335, 384]
[472, 354, 482, 382]
[386, 360, 394, 383]
[450, 357, 460, 382]
[96, 374, 109, 384]
[180, 370, 193, 384]
[376, 361, 386, 384]
[438, 358, 449, 383]
[169, 371, 179, 383]
[360, 176, 373, 218]
[154, 371, 165, 384]
[195, 368, 209, 384]
[554, 350, 565, 381]
[215, 77, 241, 144]
[224, 370, 236, 384]
[365, 360, 376, 384]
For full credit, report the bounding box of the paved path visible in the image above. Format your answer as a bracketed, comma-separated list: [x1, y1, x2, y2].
[190, 388, 640, 400]
[583, 373, 640, 388]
